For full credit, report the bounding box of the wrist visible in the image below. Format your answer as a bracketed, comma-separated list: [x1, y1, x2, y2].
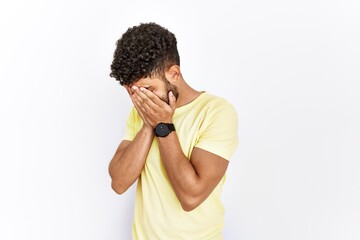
[141, 124, 155, 135]
[154, 122, 175, 137]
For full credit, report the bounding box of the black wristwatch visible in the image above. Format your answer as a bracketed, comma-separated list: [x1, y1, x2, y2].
[154, 123, 175, 137]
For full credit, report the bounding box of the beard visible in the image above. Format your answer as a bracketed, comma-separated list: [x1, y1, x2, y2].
[161, 78, 179, 104]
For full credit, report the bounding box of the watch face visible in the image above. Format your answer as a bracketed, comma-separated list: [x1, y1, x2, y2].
[155, 123, 170, 137]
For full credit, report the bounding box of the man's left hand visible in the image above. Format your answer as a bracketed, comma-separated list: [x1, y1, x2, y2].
[131, 86, 176, 128]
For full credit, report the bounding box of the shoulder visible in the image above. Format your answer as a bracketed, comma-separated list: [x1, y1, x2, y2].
[194, 92, 238, 132]
[200, 92, 238, 116]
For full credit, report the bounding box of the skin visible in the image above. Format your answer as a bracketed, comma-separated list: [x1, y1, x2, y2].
[108, 65, 229, 211]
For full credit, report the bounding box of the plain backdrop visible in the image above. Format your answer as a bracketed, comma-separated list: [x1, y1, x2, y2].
[0, 0, 359, 239]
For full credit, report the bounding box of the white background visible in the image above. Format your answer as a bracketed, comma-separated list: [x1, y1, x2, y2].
[1, 0, 359, 239]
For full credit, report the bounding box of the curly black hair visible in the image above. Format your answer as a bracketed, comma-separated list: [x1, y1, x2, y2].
[110, 23, 180, 86]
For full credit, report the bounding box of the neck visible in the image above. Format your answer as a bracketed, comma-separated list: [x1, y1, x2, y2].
[175, 79, 202, 108]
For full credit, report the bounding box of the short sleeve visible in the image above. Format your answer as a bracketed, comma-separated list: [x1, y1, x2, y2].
[195, 102, 239, 161]
[123, 107, 137, 141]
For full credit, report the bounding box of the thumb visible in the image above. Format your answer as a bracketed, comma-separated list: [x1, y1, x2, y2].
[168, 91, 176, 110]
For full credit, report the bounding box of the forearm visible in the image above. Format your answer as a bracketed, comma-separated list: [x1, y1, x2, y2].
[109, 126, 154, 194]
[157, 132, 203, 210]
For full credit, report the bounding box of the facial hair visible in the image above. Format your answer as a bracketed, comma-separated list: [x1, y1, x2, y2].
[161, 78, 179, 104]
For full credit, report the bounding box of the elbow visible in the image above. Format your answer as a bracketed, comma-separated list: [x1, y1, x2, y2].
[179, 196, 203, 212]
[109, 167, 129, 195]
[111, 181, 128, 195]
[177, 184, 207, 211]
[181, 204, 197, 212]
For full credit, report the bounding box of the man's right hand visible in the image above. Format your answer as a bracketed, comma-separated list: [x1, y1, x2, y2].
[125, 86, 153, 130]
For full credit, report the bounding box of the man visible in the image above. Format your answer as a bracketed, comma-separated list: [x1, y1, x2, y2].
[108, 22, 239, 239]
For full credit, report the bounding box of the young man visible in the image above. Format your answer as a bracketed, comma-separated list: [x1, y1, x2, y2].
[109, 22, 239, 239]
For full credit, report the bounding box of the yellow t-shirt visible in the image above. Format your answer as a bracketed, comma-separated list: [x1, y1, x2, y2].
[123, 92, 239, 240]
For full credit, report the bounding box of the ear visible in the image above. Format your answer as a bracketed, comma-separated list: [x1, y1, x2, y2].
[165, 65, 181, 83]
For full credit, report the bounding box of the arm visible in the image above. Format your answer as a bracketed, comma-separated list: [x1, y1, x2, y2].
[109, 86, 155, 194]
[157, 133, 229, 211]
[108, 125, 154, 194]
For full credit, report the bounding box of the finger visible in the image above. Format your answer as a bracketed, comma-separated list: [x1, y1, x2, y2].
[168, 91, 176, 110]
[132, 96, 151, 123]
[125, 86, 132, 95]
[129, 93, 138, 107]
[133, 87, 158, 110]
[125, 86, 136, 103]
[126, 87, 137, 105]
[132, 94, 148, 114]
[139, 87, 165, 106]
